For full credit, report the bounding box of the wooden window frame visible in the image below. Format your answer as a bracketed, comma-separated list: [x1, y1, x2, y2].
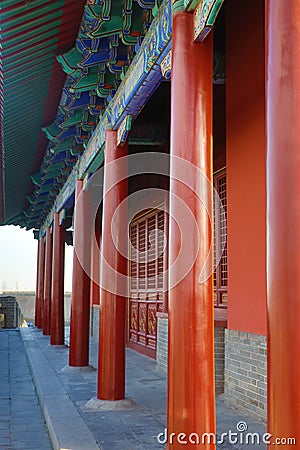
[127, 205, 167, 357]
[129, 205, 166, 296]
[214, 168, 228, 308]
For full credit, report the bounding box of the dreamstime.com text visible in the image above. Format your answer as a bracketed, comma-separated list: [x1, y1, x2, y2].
[157, 421, 296, 446]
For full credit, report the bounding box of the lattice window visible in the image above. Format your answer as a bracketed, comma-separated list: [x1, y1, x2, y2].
[129, 209, 166, 294]
[147, 214, 156, 290]
[138, 220, 146, 290]
[214, 169, 228, 307]
[129, 225, 138, 291]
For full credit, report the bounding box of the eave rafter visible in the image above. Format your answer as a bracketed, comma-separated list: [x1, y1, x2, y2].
[23, 0, 164, 228]
[0, 60, 4, 222]
[0, 0, 87, 225]
[36, 0, 225, 233]
[0, 0, 224, 228]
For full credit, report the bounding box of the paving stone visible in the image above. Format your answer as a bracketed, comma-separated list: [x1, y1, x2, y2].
[0, 330, 52, 449]
[0, 428, 10, 438]
[0, 420, 9, 431]
[99, 440, 147, 450]
[15, 327, 269, 450]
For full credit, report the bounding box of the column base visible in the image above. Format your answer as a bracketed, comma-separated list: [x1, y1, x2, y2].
[48, 344, 68, 349]
[84, 397, 137, 411]
[61, 364, 96, 373]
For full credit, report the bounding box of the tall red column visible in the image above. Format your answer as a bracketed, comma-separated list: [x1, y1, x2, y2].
[90, 222, 101, 307]
[34, 240, 40, 326]
[168, 12, 215, 448]
[266, 1, 300, 444]
[50, 213, 65, 345]
[35, 237, 45, 328]
[69, 180, 91, 366]
[43, 227, 52, 335]
[97, 130, 128, 400]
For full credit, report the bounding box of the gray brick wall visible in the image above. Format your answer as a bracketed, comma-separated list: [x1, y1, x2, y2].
[0, 295, 24, 328]
[215, 327, 225, 396]
[225, 329, 267, 422]
[3, 291, 72, 325]
[90, 306, 100, 339]
[157, 317, 168, 372]
[156, 317, 225, 396]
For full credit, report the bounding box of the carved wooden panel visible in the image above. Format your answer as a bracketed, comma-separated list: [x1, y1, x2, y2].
[128, 209, 166, 357]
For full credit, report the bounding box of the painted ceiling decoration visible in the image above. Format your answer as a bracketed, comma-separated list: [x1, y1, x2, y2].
[0, 56, 4, 223]
[0, 0, 224, 230]
[0, 0, 87, 225]
[0, 0, 163, 228]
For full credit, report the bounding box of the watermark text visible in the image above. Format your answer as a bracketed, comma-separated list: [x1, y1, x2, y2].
[157, 422, 296, 446]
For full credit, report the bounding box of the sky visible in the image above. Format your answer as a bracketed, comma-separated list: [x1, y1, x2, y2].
[0, 225, 73, 292]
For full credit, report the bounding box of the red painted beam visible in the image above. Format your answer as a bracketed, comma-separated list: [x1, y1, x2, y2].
[167, 12, 215, 449]
[50, 213, 65, 345]
[266, 0, 300, 445]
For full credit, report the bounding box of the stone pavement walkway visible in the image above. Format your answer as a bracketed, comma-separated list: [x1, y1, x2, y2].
[0, 329, 52, 450]
[19, 327, 267, 450]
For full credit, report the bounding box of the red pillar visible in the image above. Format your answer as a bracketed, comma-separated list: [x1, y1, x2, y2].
[168, 12, 215, 448]
[34, 240, 40, 326]
[69, 180, 91, 366]
[35, 237, 45, 328]
[50, 213, 65, 345]
[97, 130, 128, 400]
[266, 1, 300, 444]
[43, 227, 52, 335]
[163, 211, 169, 313]
[90, 222, 101, 307]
